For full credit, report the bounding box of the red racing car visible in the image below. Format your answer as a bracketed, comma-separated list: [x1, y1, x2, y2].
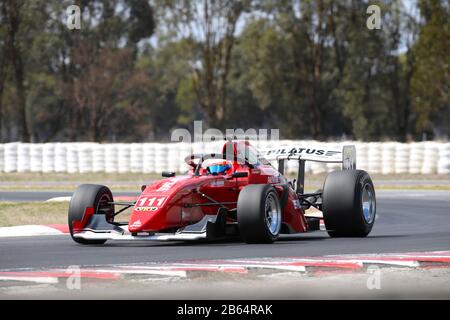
[68, 140, 376, 244]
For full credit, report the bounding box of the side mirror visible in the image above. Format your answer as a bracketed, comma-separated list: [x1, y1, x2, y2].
[162, 171, 176, 178]
[231, 172, 248, 179]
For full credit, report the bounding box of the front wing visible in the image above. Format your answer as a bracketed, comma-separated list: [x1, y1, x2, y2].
[73, 213, 226, 242]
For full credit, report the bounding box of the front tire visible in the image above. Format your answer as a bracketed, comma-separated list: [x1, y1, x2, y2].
[237, 184, 282, 244]
[322, 170, 376, 237]
[68, 184, 114, 245]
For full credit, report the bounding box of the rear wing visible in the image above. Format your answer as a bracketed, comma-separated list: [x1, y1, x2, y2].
[260, 144, 356, 193]
[260, 145, 356, 170]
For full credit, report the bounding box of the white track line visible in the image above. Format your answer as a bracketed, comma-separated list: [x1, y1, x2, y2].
[0, 225, 65, 238]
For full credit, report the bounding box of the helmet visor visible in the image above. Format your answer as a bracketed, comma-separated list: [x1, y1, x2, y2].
[208, 164, 230, 174]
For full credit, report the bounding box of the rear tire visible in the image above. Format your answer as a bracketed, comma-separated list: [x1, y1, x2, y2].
[322, 170, 376, 237]
[68, 184, 114, 245]
[237, 184, 282, 244]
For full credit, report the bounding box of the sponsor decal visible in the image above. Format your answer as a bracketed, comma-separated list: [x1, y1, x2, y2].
[264, 147, 341, 157]
[292, 199, 301, 209]
[209, 180, 225, 187]
[135, 207, 158, 212]
[131, 219, 142, 227]
[157, 181, 177, 192]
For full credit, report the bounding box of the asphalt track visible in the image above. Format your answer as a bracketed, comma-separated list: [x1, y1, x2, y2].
[1, 190, 450, 270]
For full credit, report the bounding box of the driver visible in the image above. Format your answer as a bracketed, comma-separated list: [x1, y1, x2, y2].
[206, 160, 233, 176]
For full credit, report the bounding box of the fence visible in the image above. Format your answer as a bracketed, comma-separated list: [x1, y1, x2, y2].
[0, 141, 449, 174]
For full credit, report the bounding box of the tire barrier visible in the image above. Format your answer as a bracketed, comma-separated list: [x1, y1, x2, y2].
[0, 141, 449, 174]
[438, 143, 450, 174]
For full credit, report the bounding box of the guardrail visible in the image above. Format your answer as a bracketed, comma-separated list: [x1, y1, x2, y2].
[0, 141, 449, 174]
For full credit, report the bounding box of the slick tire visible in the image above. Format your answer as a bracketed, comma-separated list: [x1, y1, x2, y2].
[237, 184, 282, 244]
[68, 184, 114, 245]
[322, 170, 376, 237]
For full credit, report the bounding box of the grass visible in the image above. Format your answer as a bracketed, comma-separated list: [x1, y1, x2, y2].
[0, 202, 133, 227]
[0, 172, 160, 191]
[0, 202, 69, 227]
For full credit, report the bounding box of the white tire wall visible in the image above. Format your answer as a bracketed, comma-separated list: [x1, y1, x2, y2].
[54, 143, 67, 173]
[4, 143, 18, 173]
[142, 143, 155, 173]
[409, 142, 425, 174]
[0, 145, 4, 172]
[130, 143, 143, 173]
[438, 143, 450, 174]
[42, 143, 56, 173]
[421, 142, 439, 174]
[153, 143, 168, 173]
[367, 143, 382, 173]
[66, 144, 79, 173]
[29, 144, 43, 173]
[178, 143, 191, 173]
[1, 141, 450, 174]
[117, 144, 131, 173]
[104, 144, 118, 173]
[92, 144, 105, 173]
[78, 143, 94, 173]
[17, 143, 30, 172]
[381, 142, 396, 174]
[355, 143, 369, 172]
[395, 143, 409, 174]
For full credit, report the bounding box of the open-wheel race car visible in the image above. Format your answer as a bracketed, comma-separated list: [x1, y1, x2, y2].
[68, 140, 376, 244]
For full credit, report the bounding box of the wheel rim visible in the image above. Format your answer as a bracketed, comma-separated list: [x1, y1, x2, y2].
[97, 193, 114, 222]
[264, 192, 281, 236]
[361, 183, 376, 224]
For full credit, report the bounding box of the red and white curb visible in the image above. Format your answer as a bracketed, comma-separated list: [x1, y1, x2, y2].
[0, 224, 69, 238]
[1, 251, 450, 284]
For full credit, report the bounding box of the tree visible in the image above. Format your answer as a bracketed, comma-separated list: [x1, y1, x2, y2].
[230, 18, 293, 134]
[0, 2, 7, 141]
[335, 1, 403, 140]
[384, 0, 420, 141]
[235, 1, 357, 138]
[0, 0, 446, 142]
[158, 0, 250, 128]
[59, 0, 156, 141]
[3, 0, 30, 141]
[412, 0, 449, 138]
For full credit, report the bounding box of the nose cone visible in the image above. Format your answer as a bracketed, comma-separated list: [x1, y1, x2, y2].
[128, 195, 168, 232]
[128, 177, 189, 232]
